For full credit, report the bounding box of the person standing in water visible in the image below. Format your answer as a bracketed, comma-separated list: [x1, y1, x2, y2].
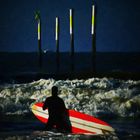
[43, 86, 71, 132]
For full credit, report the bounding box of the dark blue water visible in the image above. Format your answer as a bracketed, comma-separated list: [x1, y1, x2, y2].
[0, 52, 140, 83]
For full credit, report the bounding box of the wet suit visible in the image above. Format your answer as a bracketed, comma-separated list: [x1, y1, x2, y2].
[43, 87, 71, 132]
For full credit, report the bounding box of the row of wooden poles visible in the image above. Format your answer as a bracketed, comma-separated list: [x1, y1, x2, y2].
[35, 5, 96, 70]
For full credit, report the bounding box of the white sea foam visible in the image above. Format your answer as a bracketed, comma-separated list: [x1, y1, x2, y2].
[0, 78, 140, 117]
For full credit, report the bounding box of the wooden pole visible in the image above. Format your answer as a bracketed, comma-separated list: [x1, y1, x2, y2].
[55, 17, 60, 72]
[35, 11, 42, 68]
[91, 5, 96, 55]
[91, 5, 96, 72]
[69, 9, 75, 72]
[38, 19, 42, 68]
[70, 9, 74, 57]
[55, 17, 59, 54]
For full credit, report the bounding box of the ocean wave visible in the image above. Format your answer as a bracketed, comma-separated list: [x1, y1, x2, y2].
[0, 78, 140, 117]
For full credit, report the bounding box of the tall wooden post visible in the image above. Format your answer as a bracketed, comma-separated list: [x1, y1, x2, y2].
[69, 9, 74, 72]
[38, 19, 42, 68]
[55, 17, 59, 54]
[55, 17, 60, 72]
[91, 5, 96, 72]
[70, 9, 74, 57]
[35, 11, 42, 68]
[91, 5, 96, 54]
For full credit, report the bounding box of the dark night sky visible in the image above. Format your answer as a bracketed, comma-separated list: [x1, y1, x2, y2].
[0, 0, 140, 52]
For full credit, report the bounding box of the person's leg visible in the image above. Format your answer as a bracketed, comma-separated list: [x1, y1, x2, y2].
[54, 117, 64, 132]
[45, 118, 54, 130]
[62, 114, 72, 133]
[56, 117, 72, 133]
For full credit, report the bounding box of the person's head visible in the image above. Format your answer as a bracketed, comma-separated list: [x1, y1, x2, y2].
[51, 86, 58, 97]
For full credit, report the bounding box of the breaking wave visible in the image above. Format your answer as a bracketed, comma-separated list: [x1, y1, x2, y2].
[0, 78, 140, 118]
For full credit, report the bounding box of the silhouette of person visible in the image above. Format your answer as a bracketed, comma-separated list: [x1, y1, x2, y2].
[43, 86, 71, 132]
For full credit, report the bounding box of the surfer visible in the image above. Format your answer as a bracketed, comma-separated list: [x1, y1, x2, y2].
[43, 86, 71, 132]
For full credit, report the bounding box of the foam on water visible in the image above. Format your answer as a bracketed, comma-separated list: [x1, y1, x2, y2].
[0, 77, 140, 117]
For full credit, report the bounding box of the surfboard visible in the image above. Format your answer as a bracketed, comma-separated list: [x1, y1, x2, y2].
[31, 102, 115, 134]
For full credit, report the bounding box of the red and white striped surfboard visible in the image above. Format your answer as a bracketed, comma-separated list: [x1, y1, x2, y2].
[31, 102, 114, 134]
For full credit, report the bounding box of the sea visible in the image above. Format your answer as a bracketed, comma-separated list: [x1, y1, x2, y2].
[0, 52, 140, 140]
